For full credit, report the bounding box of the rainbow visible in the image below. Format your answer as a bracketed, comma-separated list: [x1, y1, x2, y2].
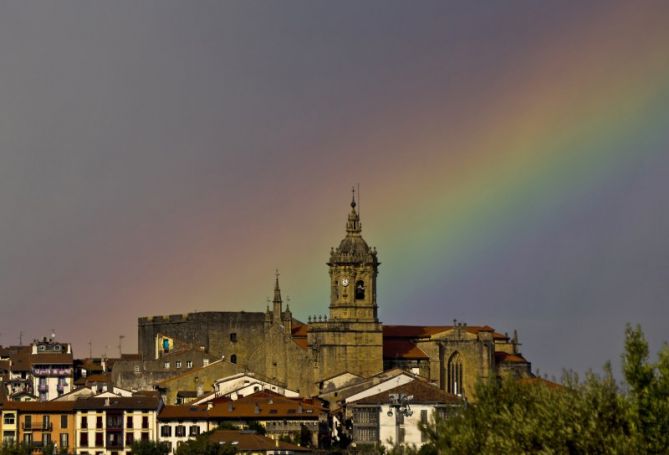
[129, 3, 669, 330]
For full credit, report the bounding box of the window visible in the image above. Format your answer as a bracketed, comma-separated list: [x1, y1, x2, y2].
[175, 425, 186, 437]
[164, 361, 170, 369]
[23, 433, 32, 445]
[162, 338, 170, 353]
[125, 432, 134, 446]
[95, 432, 103, 447]
[24, 415, 32, 430]
[355, 280, 365, 300]
[107, 432, 121, 447]
[189, 426, 200, 436]
[175, 361, 182, 369]
[141, 432, 149, 441]
[141, 416, 149, 429]
[230, 354, 237, 364]
[447, 352, 464, 396]
[81, 415, 88, 429]
[44, 433, 52, 445]
[96, 416, 103, 429]
[3, 431, 16, 444]
[60, 433, 69, 448]
[61, 414, 68, 429]
[4, 413, 15, 425]
[230, 333, 237, 342]
[80, 432, 89, 447]
[126, 415, 134, 428]
[186, 360, 193, 369]
[160, 426, 172, 437]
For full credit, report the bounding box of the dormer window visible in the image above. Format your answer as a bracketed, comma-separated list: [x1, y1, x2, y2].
[355, 280, 365, 300]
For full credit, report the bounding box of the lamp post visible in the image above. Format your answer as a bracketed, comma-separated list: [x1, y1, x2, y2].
[387, 393, 413, 450]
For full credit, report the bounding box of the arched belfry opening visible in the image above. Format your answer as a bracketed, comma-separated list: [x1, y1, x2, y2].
[448, 352, 464, 396]
[355, 280, 365, 300]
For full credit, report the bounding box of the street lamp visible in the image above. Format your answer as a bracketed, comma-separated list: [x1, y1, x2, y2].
[387, 393, 413, 449]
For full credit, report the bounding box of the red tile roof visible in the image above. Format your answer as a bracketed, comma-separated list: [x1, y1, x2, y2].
[495, 352, 529, 364]
[159, 391, 324, 421]
[383, 339, 429, 360]
[208, 430, 311, 452]
[2, 401, 76, 412]
[352, 380, 461, 405]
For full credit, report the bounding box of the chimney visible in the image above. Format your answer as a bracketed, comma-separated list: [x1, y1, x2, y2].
[104, 397, 110, 407]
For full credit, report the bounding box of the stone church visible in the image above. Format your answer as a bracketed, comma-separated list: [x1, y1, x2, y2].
[135, 192, 532, 398]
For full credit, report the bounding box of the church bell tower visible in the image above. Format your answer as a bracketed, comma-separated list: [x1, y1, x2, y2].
[328, 189, 379, 322]
[308, 188, 383, 380]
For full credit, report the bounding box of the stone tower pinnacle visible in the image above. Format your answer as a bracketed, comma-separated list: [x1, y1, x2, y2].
[273, 269, 282, 322]
[346, 187, 362, 234]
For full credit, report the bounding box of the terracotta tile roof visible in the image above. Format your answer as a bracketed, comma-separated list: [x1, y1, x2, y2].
[208, 430, 311, 452]
[73, 396, 162, 411]
[0, 346, 32, 372]
[383, 339, 429, 360]
[2, 401, 76, 412]
[495, 352, 529, 364]
[31, 352, 73, 365]
[292, 338, 309, 349]
[352, 380, 461, 405]
[84, 373, 112, 383]
[291, 321, 309, 337]
[159, 391, 324, 421]
[291, 320, 309, 350]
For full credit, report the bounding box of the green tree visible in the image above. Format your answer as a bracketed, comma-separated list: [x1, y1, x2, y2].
[622, 324, 669, 453]
[418, 324, 669, 454]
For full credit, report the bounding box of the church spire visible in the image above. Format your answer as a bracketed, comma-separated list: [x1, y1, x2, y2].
[346, 186, 362, 235]
[273, 269, 282, 322]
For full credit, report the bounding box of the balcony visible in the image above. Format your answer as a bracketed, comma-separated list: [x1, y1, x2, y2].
[106, 419, 124, 430]
[38, 384, 48, 393]
[22, 422, 53, 431]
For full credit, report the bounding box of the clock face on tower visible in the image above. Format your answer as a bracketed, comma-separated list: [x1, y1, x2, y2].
[342, 278, 349, 287]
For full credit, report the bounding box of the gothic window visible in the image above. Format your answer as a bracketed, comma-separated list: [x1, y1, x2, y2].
[447, 352, 464, 396]
[230, 354, 237, 364]
[355, 280, 365, 300]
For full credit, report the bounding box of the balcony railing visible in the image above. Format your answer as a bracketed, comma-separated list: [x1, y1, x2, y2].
[22, 422, 53, 431]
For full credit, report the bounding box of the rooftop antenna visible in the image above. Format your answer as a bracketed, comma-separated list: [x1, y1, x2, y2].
[118, 335, 125, 357]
